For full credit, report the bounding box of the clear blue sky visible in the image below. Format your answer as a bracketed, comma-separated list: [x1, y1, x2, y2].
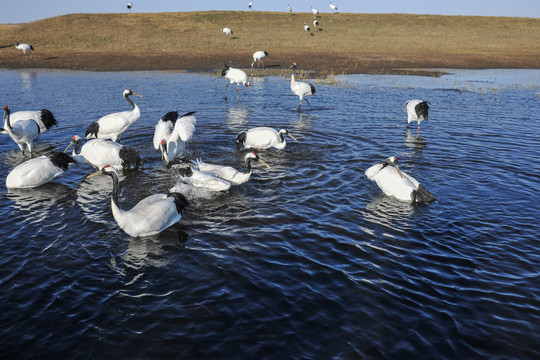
[1, 0, 539, 23]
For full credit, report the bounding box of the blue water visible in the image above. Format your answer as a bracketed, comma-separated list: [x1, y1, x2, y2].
[1, 68, 539, 359]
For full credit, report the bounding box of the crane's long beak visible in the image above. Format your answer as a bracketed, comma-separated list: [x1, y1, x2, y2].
[87, 170, 102, 178]
[132, 92, 142, 98]
[64, 140, 75, 153]
[258, 158, 270, 168]
[395, 164, 403, 178]
[287, 133, 298, 142]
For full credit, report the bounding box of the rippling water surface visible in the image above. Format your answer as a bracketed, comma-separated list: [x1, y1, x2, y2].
[1, 69, 539, 359]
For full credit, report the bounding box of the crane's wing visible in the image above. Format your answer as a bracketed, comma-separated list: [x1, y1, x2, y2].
[174, 114, 197, 142]
[153, 119, 173, 150]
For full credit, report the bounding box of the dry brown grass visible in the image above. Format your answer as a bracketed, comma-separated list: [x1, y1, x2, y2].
[0, 11, 538, 74]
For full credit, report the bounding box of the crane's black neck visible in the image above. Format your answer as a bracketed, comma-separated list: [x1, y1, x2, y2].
[73, 138, 83, 155]
[246, 158, 254, 173]
[4, 110, 12, 131]
[106, 171, 120, 207]
[124, 93, 135, 109]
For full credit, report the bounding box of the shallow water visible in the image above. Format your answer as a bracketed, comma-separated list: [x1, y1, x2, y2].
[1, 68, 539, 359]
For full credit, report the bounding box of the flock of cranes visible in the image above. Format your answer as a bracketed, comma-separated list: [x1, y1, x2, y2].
[2, 75, 432, 238]
[5, 0, 436, 237]
[219, 2, 339, 37]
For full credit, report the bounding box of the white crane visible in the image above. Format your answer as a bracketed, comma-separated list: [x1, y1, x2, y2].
[179, 168, 231, 192]
[64, 135, 143, 170]
[251, 50, 269, 68]
[313, 18, 319, 27]
[9, 108, 58, 134]
[1, 105, 40, 155]
[248, 1, 253, 9]
[406, 99, 430, 130]
[85, 89, 142, 142]
[304, 22, 311, 33]
[290, 62, 316, 110]
[15, 41, 33, 61]
[153, 111, 197, 164]
[6, 151, 76, 189]
[365, 156, 435, 204]
[329, 1, 338, 13]
[288, 4, 292, 12]
[311, 5, 319, 16]
[221, 27, 233, 35]
[127, 2, 132, 12]
[192, 152, 269, 185]
[87, 165, 189, 237]
[236, 127, 297, 150]
[222, 64, 251, 101]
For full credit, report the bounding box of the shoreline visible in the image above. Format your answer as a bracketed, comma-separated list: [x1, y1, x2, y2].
[1, 52, 537, 77]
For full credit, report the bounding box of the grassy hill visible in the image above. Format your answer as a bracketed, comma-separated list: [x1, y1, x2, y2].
[1, 11, 539, 74]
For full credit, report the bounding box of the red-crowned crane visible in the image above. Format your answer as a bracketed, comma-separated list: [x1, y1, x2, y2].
[365, 156, 435, 204]
[85, 89, 142, 142]
[405, 99, 430, 130]
[222, 64, 251, 101]
[290, 62, 316, 111]
[251, 51, 269, 68]
[87, 165, 189, 237]
[236, 127, 297, 150]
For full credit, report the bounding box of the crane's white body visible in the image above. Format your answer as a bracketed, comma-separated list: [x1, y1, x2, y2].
[222, 65, 250, 100]
[251, 51, 268, 68]
[6, 156, 63, 189]
[237, 127, 295, 150]
[193, 153, 268, 185]
[6, 152, 75, 189]
[365, 163, 420, 202]
[15, 42, 33, 59]
[313, 19, 319, 27]
[225, 67, 248, 87]
[365, 156, 434, 203]
[2, 106, 41, 154]
[329, 2, 338, 12]
[10, 110, 57, 134]
[221, 27, 233, 35]
[181, 168, 231, 192]
[288, 4, 292, 12]
[89, 166, 188, 237]
[66, 135, 141, 170]
[311, 6, 319, 15]
[290, 67, 316, 110]
[112, 193, 183, 237]
[153, 112, 197, 164]
[304, 22, 311, 32]
[85, 89, 141, 142]
[2, 119, 39, 153]
[406, 99, 429, 129]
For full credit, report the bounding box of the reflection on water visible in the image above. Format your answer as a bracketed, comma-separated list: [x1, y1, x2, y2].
[362, 193, 415, 230]
[226, 105, 248, 127]
[404, 128, 428, 153]
[76, 175, 114, 225]
[20, 70, 37, 91]
[7, 183, 75, 215]
[122, 230, 188, 270]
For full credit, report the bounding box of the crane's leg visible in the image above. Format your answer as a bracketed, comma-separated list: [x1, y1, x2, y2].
[297, 101, 302, 111]
[304, 97, 313, 109]
[225, 83, 230, 101]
